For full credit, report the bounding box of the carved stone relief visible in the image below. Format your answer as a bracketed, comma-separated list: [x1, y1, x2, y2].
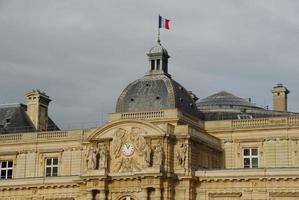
[85, 142, 108, 171]
[110, 127, 155, 173]
[86, 145, 98, 170]
[98, 144, 108, 170]
[177, 143, 187, 169]
[153, 141, 163, 167]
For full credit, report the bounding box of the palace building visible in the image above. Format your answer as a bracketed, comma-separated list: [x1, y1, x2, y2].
[1, 41, 299, 200]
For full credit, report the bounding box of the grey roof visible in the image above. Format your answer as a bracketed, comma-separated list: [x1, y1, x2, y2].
[116, 74, 199, 117]
[0, 103, 59, 134]
[148, 41, 169, 55]
[197, 91, 261, 109]
[197, 91, 295, 121]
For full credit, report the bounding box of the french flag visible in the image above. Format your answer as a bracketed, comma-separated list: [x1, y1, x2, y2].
[159, 15, 170, 30]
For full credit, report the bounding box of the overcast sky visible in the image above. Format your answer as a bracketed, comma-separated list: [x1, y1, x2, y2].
[1, 0, 299, 129]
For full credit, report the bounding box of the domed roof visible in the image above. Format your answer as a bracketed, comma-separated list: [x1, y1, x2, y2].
[116, 74, 199, 116]
[197, 91, 260, 109]
[148, 40, 169, 55]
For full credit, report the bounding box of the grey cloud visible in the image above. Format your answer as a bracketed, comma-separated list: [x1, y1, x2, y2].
[0, 0, 299, 128]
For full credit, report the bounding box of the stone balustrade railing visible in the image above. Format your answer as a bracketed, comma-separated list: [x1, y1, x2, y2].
[0, 134, 23, 141]
[121, 111, 164, 120]
[232, 115, 299, 129]
[0, 130, 83, 143]
[37, 131, 68, 139]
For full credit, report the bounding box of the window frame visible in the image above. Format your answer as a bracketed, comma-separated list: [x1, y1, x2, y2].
[0, 160, 13, 179]
[243, 147, 259, 168]
[45, 157, 59, 177]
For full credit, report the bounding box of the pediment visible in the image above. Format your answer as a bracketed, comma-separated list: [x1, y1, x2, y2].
[88, 119, 166, 141]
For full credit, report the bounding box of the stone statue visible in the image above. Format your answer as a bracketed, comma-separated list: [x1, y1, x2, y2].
[153, 141, 163, 166]
[112, 128, 126, 158]
[143, 142, 151, 167]
[99, 145, 108, 169]
[86, 146, 98, 170]
[177, 143, 187, 169]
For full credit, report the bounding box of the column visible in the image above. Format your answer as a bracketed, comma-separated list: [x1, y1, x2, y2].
[154, 188, 161, 200]
[141, 188, 148, 200]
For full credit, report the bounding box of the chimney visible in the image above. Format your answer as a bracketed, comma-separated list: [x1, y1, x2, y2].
[26, 90, 51, 131]
[272, 83, 290, 112]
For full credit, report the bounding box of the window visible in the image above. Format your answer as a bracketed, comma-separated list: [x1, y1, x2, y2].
[243, 148, 258, 168]
[156, 59, 160, 70]
[45, 157, 58, 177]
[151, 60, 155, 70]
[0, 160, 13, 179]
[5, 118, 11, 124]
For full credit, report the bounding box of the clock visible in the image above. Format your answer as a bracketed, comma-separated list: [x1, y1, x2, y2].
[121, 143, 135, 156]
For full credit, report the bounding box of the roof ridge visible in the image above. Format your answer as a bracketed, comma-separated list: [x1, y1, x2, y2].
[0, 103, 25, 108]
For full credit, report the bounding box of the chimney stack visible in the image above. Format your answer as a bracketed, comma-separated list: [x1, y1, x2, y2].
[272, 83, 289, 112]
[26, 90, 51, 131]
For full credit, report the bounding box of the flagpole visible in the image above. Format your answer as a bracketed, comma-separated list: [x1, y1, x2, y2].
[158, 27, 160, 43]
[158, 14, 161, 43]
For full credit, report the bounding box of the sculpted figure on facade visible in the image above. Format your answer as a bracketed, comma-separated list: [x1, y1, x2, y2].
[153, 141, 163, 166]
[120, 157, 133, 172]
[86, 145, 98, 170]
[177, 143, 187, 169]
[98, 145, 108, 170]
[130, 127, 147, 154]
[112, 128, 126, 158]
[143, 142, 151, 167]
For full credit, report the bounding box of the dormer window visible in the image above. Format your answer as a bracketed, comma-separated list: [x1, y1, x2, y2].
[5, 118, 11, 124]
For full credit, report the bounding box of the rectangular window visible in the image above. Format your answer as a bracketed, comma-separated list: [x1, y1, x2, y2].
[243, 148, 258, 168]
[156, 59, 160, 70]
[0, 160, 13, 179]
[151, 60, 155, 70]
[45, 157, 58, 177]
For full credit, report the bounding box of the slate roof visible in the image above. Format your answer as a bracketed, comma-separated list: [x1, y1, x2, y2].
[197, 91, 295, 120]
[0, 103, 59, 134]
[197, 91, 261, 109]
[148, 42, 169, 55]
[116, 74, 199, 117]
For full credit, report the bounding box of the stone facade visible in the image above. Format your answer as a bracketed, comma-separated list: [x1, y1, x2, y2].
[1, 111, 299, 199]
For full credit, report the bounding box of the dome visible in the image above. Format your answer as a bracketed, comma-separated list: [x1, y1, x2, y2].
[116, 74, 199, 116]
[148, 40, 169, 56]
[197, 91, 260, 109]
[196, 91, 294, 121]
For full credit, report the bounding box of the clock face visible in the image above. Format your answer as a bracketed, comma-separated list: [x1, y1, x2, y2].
[121, 143, 135, 156]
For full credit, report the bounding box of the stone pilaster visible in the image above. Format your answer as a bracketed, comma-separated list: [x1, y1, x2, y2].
[141, 188, 148, 200]
[154, 188, 161, 200]
[96, 190, 106, 200]
[86, 190, 93, 200]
